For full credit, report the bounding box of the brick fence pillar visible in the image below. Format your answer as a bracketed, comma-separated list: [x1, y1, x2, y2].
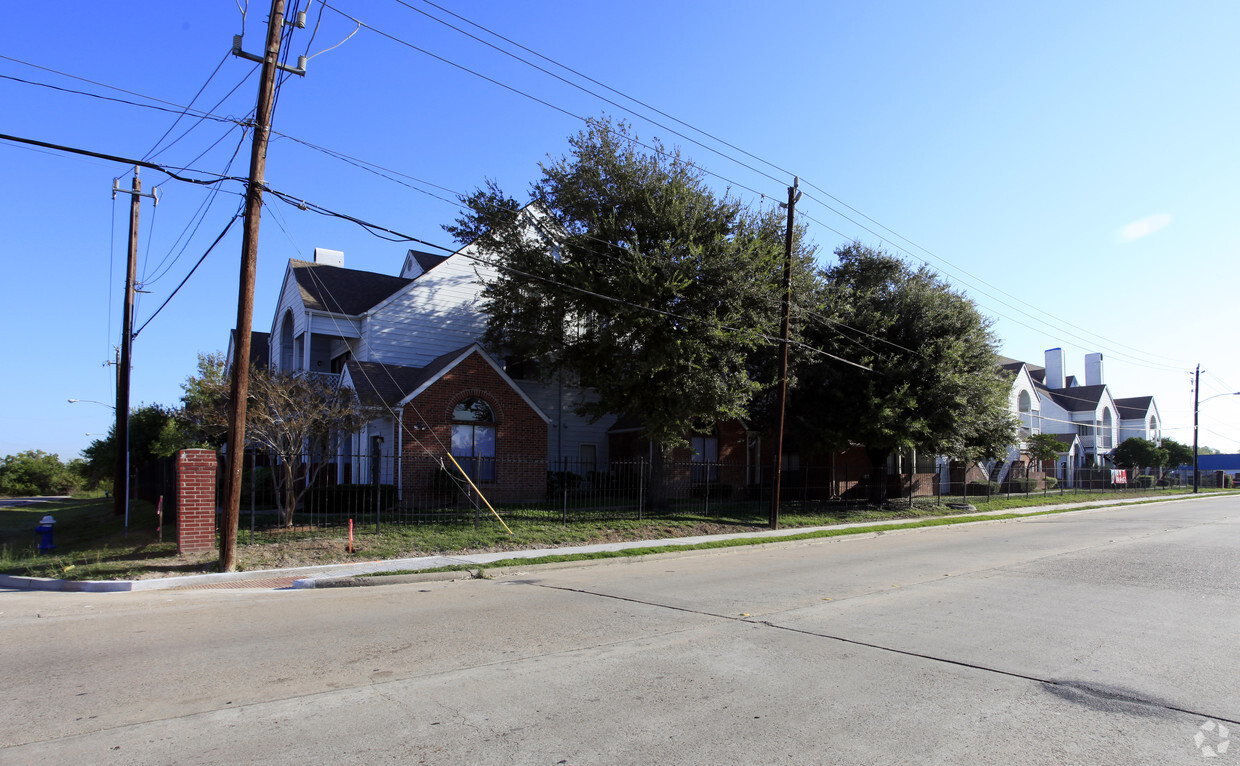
[176, 449, 218, 554]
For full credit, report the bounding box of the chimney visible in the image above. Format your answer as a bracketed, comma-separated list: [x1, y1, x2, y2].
[1085, 353, 1104, 386]
[314, 247, 344, 267]
[1044, 348, 1065, 389]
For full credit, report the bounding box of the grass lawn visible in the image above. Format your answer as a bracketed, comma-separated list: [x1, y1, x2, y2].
[0, 486, 1226, 581]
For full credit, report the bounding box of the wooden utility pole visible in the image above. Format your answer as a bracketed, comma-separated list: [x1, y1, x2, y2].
[770, 178, 800, 529]
[222, 0, 289, 571]
[112, 168, 156, 521]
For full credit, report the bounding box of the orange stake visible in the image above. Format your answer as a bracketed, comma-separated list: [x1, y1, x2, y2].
[348, 518, 354, 553]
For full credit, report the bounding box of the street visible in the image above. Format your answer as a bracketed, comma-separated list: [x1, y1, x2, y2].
[2, 496, 1238, 764]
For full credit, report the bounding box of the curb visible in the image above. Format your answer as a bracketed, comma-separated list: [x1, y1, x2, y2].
[3, 492, 1226, 593]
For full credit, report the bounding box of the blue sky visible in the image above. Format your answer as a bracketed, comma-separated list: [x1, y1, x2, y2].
[3, 0, 1238, 460]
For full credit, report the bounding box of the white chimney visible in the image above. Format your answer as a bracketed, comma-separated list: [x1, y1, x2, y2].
[1085, 352, 1104, 386]
[1044, 348, 1065, 389]
[314, 247, 344, 267]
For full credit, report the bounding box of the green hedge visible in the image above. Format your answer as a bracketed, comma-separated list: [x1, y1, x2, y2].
[1006, 478, 1038, 494]
[1043, 477, 1059, 490]
[303, 484, 397, 514]
[967, 481, 999, 496]
[1133, 475, 1156, 489]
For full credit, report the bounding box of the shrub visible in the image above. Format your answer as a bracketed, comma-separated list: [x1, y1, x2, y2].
[546, 471, 581, 496]
[1007, 478, 1038, 494]
[1043, 477, 1059, 490]
[1156, 476, 1181, 487]
[967, 481, 999, 496]
[302, 484, 397, 515]
[585, 470, 616, 491]
[692, 482, 733, 500]
[1133, 475, 1155, 489]
[1225, 475, 1234, 489]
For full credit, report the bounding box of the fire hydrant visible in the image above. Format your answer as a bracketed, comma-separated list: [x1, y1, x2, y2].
[35, 515, 56, 553]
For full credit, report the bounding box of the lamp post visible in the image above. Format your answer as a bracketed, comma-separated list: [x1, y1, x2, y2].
[1193, 385, 1240, 494]
[69, 398, 128, 525]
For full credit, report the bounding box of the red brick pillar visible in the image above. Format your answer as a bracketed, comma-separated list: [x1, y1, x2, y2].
[177, 449, 218, 554]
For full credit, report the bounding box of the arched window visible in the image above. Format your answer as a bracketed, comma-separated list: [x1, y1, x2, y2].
[451, 397, 496, 481]
[1018, 390, 1032, 436]
[280, 311, 295, 371]
[1101, 408, 1114, 449]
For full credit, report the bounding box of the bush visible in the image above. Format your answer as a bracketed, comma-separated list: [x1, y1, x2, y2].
[240, 465, 276, 507]
[546, 471, 582, 496]
[1156, 476, 1181, 487]
[692, 482, 733, 500]
[585, 470, 616, 491]
[1225, 475, 1234, 489]
[1006, 478, 1038, 494]
[302, 484, 397, 515]
[1133, 475, 1156, 489]
[967, 481, 999, 496]
[1043, 477, 1059, 490]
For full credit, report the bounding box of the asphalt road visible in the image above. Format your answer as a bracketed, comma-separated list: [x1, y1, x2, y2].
[2, 496, 1237, 764]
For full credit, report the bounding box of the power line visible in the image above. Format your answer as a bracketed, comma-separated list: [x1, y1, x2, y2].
[0, 72, 245, 128]
[0, 132, 250, 187]
[133, 211, 242, 339]
[142, 51, 233, 162]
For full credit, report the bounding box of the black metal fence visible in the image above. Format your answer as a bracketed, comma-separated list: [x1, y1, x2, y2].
[189, 451, 1186, 535]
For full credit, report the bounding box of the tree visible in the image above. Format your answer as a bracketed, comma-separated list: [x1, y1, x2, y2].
[0, 450, 83, 496]
[179, 351, 230, 449]
[241, 368, 367, 526]
[81, 404, 187, 488]
[447, 117, 796, 505]
[793, 243, 1017, 499]
[1112, 437, 1167, 477]
[1026, 433, 1062, 470]
[1161, 438, 1193, 472]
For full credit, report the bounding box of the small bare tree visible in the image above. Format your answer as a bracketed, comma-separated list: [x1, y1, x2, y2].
[244, 370, 368, 526]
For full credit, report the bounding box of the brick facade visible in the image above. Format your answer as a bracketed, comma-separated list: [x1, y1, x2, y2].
[176, 449, 217, 554]
[398, 351, 548, 503]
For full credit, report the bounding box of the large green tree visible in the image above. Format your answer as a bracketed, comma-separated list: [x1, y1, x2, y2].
[178, 351, 230, 449]
[793, 243, 1016, 497]
[1160, 437, 1194, 472]
[447, 117, 799, 496]
[1112, 437, 1167, 478]
[81, 404, 187, 487]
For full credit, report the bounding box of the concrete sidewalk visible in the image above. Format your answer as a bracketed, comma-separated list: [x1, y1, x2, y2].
[0, 493, 1221, 593]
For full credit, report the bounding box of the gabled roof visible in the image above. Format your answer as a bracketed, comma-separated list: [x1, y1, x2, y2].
[343, 345, 550, 423]
[407, 249, 449, 275]
[227, 329, 269, 370]
[1044, 384, 1109, 413]
[344, 360, 434, 409]
[1049, 432, 1080, 448]
[290, 259, 412, 315]
[1114, 396, 1154, 420]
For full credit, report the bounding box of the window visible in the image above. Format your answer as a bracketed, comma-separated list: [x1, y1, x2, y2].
[691, 436, 718, 483]
[579, 444, 597, 476]
[452, 398, 496, 481]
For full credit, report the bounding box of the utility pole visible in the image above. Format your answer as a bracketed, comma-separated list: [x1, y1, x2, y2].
[112, 167, 157, 521]
[1192, 364, 1200, 494]
[770, 178, 800, 529]
[222, 0, 302, 571]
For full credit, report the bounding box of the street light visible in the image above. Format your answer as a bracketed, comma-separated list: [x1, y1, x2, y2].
[67, 398, 116, 410]
[69, 397, 128, 525]
[1193, 388, 1240, 494]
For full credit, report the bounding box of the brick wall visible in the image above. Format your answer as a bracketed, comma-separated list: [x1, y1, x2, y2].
[399, 351, 548, 503]
[176, 449, 217, 554]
